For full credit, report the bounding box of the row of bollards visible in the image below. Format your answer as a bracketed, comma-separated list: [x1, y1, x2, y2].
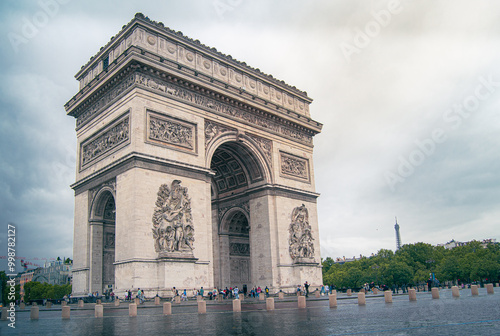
[4, 284, 495, 320]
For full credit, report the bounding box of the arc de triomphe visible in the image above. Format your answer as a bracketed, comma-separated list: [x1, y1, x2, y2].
[65, 13, 323, 297]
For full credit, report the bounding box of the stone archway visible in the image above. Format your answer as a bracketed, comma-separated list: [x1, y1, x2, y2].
[89, 188, 116, 294]
[210, 140, 268, 290]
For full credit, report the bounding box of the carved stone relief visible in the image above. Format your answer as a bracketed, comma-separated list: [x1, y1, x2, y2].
[288, 204, 315, 262]
[148, 112, 195, 152]
[229, 243, 250, 256]
[152, 180, 195, 258]
[81, 115, 130, 169]
[205, 119, 235, 146]
[280, 151, 310, 181]
[247, 133, 272, 167]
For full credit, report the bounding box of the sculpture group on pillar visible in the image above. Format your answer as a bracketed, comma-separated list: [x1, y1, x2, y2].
[152, 180, 195, 257]
[289, 204, 315, 262]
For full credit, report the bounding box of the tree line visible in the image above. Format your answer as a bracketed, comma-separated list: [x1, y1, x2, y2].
[322, 241, 500, 290]
[23, 282, 72, 302]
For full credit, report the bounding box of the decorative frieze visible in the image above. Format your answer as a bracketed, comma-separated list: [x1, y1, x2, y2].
[80, 114, 130, 169]
[76, 73, 136, 128]
[147, 111, 196, 153]
[288, 204, 315, 262]
[247, 133, 272, 167]
[135, 72, 313, 145]
[205, 119, 235, 146]
[279, 151, 310, 182]
[230, 243, 250, 256]
[152, 180, 195, 258]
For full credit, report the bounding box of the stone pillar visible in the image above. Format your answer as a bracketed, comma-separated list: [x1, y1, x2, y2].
[114, 299, 120, 306]
[239, 295, 244, 301]
[61, 301, 67, 307]
[129, 303, 137, 317]
[154, 297, 160, 305]
[452, 286, 460, 298]
[360, 288, 365, 294]
[486, 283, 494, 294]
[329, 293, 337, 308]
[95, 304, 103, 318]
[471, 285, 479, 296]
[431, 287, 440, 299]
[96, 299, 101, 305]
[30, 306, 39, 320]
[62, 306, 71, 319]
[19, 302, 26, 310]
[278, 291, 284, 299]
[346, 289, 352, 296]
[33, 302, 37, 306]
[46, 302, 52, 309]
[315, 290, 320, 298]
[218, 294, 223, 302]
[372, 288, 378, 295]
[78, 300, 84, 308]
[163, 302, 172, 315]
[298, 296, 306, 308]
[232, 299, 241, 312]
[408, 288, 417, 301]
[198, 301, 206, 314]
[197, 295, 203, 302]
[357, 292, 366, 305]
[1, 307, 7, 321]
[175, 296, 181, 304]
[384, 290, 392, 303]
[266, 298, 275, 311]
[259, 294, 265, 301]
[134, 297, 140, 305]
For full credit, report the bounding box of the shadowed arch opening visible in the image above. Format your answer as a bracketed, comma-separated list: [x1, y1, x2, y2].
[89, 189, 116, 294]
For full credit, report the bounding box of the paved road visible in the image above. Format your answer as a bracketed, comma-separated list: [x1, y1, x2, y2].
[1, 288, 499, 335]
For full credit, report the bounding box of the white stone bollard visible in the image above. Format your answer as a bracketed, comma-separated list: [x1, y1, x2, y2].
[31, 306, 39, 320]
[266, 297, 275, 311]
[198, 300, 206, 314]
[384, 290, 392, 303]
[452, 286, 460, 298]
[408, 288, 417, 301]
[329, 293, 337, 308]
[357, 292, 366, 305]
[486, 283, 494, 294]
[163, 302, 172, 315]
[95, 304, 103, 318]
[129, 303, 137, 317]
[471, 285, 479, 296]
[232, 299, 241, 312]
[298, 296, 306, 308]
[431, 287, 440, 299]
[62, 306, 70, 319]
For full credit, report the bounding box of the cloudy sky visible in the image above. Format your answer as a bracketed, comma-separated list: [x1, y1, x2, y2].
[1, 0, 499, 272]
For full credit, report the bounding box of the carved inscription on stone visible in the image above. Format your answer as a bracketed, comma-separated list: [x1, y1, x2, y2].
[152, 180, 195, 257]
[279, 151, 309, 181]
[147, 111, 196, 152]
[288, 204, 315, 261]
[248, 133, 272, 167]
[229, 243, 250, 256]
[205, 119, 235, 146]
[80, 115, 130, 169]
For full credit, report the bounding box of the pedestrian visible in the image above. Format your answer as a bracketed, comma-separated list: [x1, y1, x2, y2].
[265, 286, 269, 297]
[234, 286, 239, 299]
[297, 284, 302, 296]
[304, 281, 310, 297]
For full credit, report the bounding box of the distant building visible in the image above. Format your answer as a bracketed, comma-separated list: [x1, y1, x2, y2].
[31, 259, 73, 286]
[437, 238, 497, 250]
[19, 270, 35, 300]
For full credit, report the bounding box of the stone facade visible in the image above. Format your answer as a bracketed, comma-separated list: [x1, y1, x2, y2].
[66, 13, 323, 298]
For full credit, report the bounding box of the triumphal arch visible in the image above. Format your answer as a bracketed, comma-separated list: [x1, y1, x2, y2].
[65, 13, 323, 297]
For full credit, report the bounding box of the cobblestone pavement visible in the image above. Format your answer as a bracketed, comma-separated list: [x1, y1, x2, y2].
[1, 288, 499, 335]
